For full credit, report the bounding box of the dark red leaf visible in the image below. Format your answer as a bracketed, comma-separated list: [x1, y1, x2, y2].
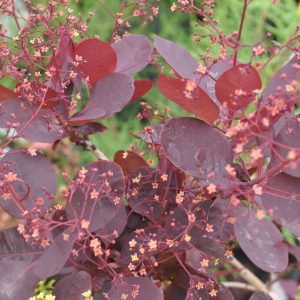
[48, 33, 75, 88]
[112, 34, 153, 74]
[131, 80, 153, 101]
[215, 64, 262, 110]
[74, 38, 117, 86]
[108, 277, 164, 300]
[0, 151, 57, 219]
[69, 73, 134, 124]
[216, 285, 234, 300]
[157, 74, 219, 124]
[199, 58, 232, 104]
[261, 172, 300, 236]
[155, 36, 199, 79]
[161, 117, 232, 180]
[53, 271, 92, 300]
[114, 150, 148, 176]
[235, 207, 288, 272]
[67, 160, 125, 232]
[0, 85, 17, 101]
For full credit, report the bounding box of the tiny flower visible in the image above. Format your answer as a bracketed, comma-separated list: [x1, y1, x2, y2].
[148, 239, 157, 250]
[129, 239, 137, 247]
[207, 183, 217, 194]
[5, 172, 17, 182]
[209, 289, 218, 297]
[122, 151, 128, 159]
[184, 234, 191, 242]
[131, 253, 139, 262]
[196, 282, 204, 290]
[201, 258, 209, 267]
[90, 189, 99, 199]
[27, 147, 37, 156]
[81, 219, 90, 230]
[256, 209, 265, 220]
[160, 173, 168, 181]
[206, 224, 214, 233]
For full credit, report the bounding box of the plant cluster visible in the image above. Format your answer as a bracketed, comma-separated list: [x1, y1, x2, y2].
[0, 0, 299, 300]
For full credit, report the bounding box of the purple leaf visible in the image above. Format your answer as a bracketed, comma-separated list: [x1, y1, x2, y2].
[0, 227, 42, 261]
[0, 260, 39, 300]
[96, 204, 127, 242]
[261, 172, 300, 235]
[207, 198, 234, 242]
[33, 228, 77, 279]
[67, 160, 125, 232]
[272, 118, 300, 177]
[0, 151, 57, 218]
[235, 207, 288, 272]
[108, 277, 164, 300]
[262, 55, 300, 104]
[249, 292, 273, 300]
[112, 34, 153, 74]
[53, 270, 92, 300]
[190, 227, 226, 258]
[216, 284, 234, 300]
[0, 98, 67, 142]
[69, 73, 134, 124]
[140, 124, 163, 144]
[155, 36, 199, 79]
[161, 117, 232, 180]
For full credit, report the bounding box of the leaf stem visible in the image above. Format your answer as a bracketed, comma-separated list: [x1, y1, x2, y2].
[233, 0, 248, 66]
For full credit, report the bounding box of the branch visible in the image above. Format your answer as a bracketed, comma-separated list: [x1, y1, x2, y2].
[229, 257, 279, 300]
[80, 139, 108, 160]
[222, 282, 256, 291]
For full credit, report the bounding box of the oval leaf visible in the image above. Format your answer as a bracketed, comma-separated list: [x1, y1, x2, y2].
[69, 73, 134, 124]
[112, 34, 153, 74]
[215, 64, 262, 110]
[108, 277, 164, 300]
[0, 151, 57, 218]
[131, 80, 153, 101]
[157, 74, 219, 124]
[0, 85, 17, 101]
[155, 36, 199, 79]
[249, 292, 273, 300]
[235, 207, 288, 272]
[262, 55, 300, 104]
[0, 98, 67, 143]
[262, 172, 300, 236]
[272, 118, 300, 177]
[114, 150, 148, 176]
[67, 160, 125, 232]
[53, 271, 92, 300]
[74, 38, 117, 86]
[161, 117, 232, 180]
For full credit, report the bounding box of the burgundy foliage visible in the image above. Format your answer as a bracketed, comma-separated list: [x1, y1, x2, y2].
[0, 1, 300, 300]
